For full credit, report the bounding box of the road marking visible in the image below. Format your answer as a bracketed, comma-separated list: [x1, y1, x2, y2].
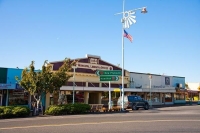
[1, 112, 199, 123]
[1, 119, 200, 130]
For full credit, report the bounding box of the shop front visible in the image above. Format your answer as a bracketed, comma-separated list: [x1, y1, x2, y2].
[173, 88, 187, 104]
[0, 83, 16, 106]
[0, 83, 29, 106]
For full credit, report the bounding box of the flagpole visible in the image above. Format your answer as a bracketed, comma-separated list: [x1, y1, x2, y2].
[121, 0, 125, 111]
[115, 0, 147, 111]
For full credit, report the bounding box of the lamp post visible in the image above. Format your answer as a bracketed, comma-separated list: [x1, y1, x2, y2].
[149, 75, 152, 108]
[115, 0, 147, 110]
[72, 66, 77, 104]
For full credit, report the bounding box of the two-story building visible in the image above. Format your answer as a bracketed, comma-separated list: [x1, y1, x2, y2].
[45, 54, 186, 108]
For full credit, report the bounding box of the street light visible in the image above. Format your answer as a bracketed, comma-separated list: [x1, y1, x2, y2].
[72, 66, 77, 104]
[148, 75, 152, 108]
[115, 0, 147, 110]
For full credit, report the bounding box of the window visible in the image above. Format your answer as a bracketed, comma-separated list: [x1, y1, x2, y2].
[165, 93, 172, 102]
[147, 93, 160, 103]
[174, 93, 185, 100]
[8, 90, 28, 105]
[128, 96, 138, 101]
[137, 96, 142, 100]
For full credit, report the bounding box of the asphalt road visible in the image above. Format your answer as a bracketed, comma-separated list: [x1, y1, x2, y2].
[0, 105, 200, 133]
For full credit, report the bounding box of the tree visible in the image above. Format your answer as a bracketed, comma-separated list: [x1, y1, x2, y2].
[185, 83, 189, 89]
[16, 58, 76, 115]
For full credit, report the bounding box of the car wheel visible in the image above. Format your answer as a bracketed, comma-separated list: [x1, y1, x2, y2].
[132, 105, 137, 110]
[144, 104, 149, 110]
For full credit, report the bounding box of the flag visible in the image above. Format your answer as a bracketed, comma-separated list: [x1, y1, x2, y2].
[124, 30, 133, 42]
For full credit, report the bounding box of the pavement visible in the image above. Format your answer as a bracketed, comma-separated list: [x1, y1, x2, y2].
[0, 105, 199, 133]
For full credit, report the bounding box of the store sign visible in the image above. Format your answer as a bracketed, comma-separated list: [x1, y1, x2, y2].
[0, 84, 15, 89]
[165, 77, 170, 85]
[89, 58, 99, 64]
[76, 62, 113, 70]
[15, 84, 24, 90]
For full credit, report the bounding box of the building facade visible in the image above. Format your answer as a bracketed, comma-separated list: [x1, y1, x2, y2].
[0, 54, 189, 108]
[129, 72, 186, 105]
[0, 68, 44, 107]
[46, 54, 131, 109]
[186, 82, 200, 101]
[0, 68, 29, 106]
[45, 54, 187, 108]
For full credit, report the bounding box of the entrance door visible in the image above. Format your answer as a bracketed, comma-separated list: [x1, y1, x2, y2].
[0, 94, 2, 106]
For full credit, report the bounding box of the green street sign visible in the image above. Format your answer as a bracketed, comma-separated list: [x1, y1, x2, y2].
[100, 76, 119, 81]
[96, 70, 122, 76]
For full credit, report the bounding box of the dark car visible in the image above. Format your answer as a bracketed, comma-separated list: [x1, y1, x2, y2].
[117, 95, 149, 110]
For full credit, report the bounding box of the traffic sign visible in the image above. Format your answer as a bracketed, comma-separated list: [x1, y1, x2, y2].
[100, 76, 119, 81]
[96, 70, 122, 76]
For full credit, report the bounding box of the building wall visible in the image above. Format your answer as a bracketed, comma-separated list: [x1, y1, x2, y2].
[0, 68, 8, 83]
[7, 68, 23, 84]
[172, 77, 185, 88]
[187, 83, 200, 91]
[67, 73, 129, 88]
[130, 73, 173, 89]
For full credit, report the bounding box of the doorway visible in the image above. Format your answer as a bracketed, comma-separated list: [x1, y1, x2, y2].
[0, 94, 2, 106]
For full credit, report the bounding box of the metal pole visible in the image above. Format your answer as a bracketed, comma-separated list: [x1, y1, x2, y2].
[121, 0, 125, 111]
[73, 67, 75, 104]
[109, 81, 111, 110]
[150, 79, 152, 108]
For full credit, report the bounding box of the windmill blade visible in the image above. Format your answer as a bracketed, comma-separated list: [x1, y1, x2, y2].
[130, 15, 136, 19]
[129, 11, 136, 15]
[132, 19, 136, 24]
[125, 19, 129, 28]
[128, 18, 133, 26]
[129, 17, 136, 24]
[124, 19, 127, 28]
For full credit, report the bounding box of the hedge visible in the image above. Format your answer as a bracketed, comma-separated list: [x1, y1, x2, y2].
[0, 106, 30, 119]
[45, 103, 90, 115]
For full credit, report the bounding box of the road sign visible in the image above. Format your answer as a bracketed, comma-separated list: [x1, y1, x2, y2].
[96, 70, 122, 76]
[100, 76, 119, 81]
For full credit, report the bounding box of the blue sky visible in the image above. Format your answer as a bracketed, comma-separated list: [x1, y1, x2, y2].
[0, 0, 199, 82]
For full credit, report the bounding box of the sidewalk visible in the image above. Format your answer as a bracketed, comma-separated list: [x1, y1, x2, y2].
[152, 102, 199, 108]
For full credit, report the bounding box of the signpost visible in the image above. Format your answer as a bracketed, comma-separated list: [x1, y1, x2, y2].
[96, 70, 122, 110]
[96, 70, 122, 76]
[100, 76, 119, 81]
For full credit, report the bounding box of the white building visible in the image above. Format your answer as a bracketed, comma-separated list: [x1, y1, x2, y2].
[129, 72, 186, 105]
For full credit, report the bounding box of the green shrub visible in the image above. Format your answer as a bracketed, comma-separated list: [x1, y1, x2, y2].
[12, 106, 30, 117]
[45, 103, 90, 115]
[67, 103, 90, 114]
[0, 106, 30, 119]
[45, 105, 67, 115]
[3, 106, 14, 118]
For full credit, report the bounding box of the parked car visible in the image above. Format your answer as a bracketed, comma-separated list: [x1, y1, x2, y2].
[117, 95, 149, 110]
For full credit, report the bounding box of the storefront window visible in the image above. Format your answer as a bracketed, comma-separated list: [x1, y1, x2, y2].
[174, 93, 185, 100]
[147, 93, 160, 103]
[165, 93, 172, 102]
[101, 92, 120, 106]
[8, 90, 28, 105]
[57, 91, 85, 104]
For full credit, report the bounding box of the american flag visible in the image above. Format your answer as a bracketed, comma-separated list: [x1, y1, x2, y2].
[124, 30, 133, 43]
